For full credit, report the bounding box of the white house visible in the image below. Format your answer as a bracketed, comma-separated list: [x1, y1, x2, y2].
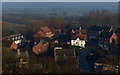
[71, 38, 86, 48]
[71, 30, 86, 48]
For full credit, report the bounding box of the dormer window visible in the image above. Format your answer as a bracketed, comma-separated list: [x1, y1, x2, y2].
[12, 37, 14, 41]
[21, 35, 24, 38]
[39, 49, 41, 52]
[18, 36, 20, 39]
[15, 37, 17, 40]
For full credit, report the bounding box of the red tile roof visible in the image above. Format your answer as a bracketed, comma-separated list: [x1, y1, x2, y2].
[71, 33, 86, 40]
[33, 31, 45, 39]
[76, 29, 86, 34]
[71, 29, 86, 40]
[52, 29, 61, 34]
[41, 26, 51, 33]
[10, 42, 18, 50]
[77, 33, 86, 40]
[32, 42, 47, 55]
[34, 26, 54, 39]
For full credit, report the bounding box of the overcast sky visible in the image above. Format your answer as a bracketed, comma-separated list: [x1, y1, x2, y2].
[1, 0, 120, 2]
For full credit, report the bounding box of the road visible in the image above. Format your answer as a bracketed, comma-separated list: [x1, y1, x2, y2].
[76, 39, 98, 72]
[77, 49, 94, 72]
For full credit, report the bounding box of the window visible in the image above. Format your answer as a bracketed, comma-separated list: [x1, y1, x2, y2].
[81, 44, 83, 47]
[21, 35, 24, 38]
[73, 40, 76, 42]
[104, 45, 107, 49]
[76, 42, 79, 46]
[39, 49, 41, 52]
[15, 37, 17, 40]
[18, 36, 20, 39]
[12, 37, 14, 41]
[99, 31, 101, 35]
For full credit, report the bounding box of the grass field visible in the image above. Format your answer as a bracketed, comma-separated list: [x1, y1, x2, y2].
[2, 21, 33, 37]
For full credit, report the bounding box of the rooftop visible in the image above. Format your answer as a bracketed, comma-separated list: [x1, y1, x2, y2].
[32, 41, 48, 55]
[10, 41, 18, 50]
[71, 33, 86, 40]
[41, 26, 51, 33]
[99, 30, 114, 38]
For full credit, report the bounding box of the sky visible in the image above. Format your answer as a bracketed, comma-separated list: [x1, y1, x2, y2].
[1, 0, 120, 2]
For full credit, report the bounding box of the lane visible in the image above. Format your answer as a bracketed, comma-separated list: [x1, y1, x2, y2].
[77, 49, 93, 72]
[76, 39, 98, 72]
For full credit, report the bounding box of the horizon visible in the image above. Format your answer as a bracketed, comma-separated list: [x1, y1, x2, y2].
[2, 2, 118, 16]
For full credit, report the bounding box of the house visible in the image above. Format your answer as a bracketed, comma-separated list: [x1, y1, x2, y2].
[33, 31, 46, 39]
[10, 40, 22, 54]
[32, 40, 48, 55]
[52, 29, 62, 43]
[10, 41, 18, 50]
[98, 30, 118, 50]
[87, 26, 112, 40]
[94, 58, 119, 73]
[10, 40, 22, 50]
[71, 29, 86, 48]
[54, 47, 76, 61]
[41, 26, 54, 38]
[33, 26, 54, 40]
[56, 33, 71, 44]
[94, 59, 109, 72]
